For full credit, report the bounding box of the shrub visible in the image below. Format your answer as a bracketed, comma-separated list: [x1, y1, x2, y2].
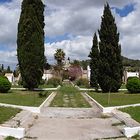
[76, 78, 89, 88]
[40, 79, 46, 85]
[5, 136, 17, 140]
[126, 77, 140, 93]
[0, 76, 11, 93]
[47, 77, 62, 87]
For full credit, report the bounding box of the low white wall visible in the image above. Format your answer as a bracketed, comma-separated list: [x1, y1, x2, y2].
[0, 103, 40, 113]
[84, 92, 103, 111]
[39, 92, 56, 110]
[123, 126, 140, 137]
[0, 126, 25, 138]
[11, 85, 61, 91]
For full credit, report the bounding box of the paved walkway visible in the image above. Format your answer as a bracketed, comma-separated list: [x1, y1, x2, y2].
[25, 117, 123, 140]
[24, 91, 125, 140]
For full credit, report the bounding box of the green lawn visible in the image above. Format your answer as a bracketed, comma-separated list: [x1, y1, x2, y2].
[50, 84, 91, 108]
[39, 84, 56, 88]
[88, 92, 140, 107]
[120, 106, 140, 123]
[0, 90, 50, 107]
[12, 84, 56, 88]
[0, 107, 21, 124]
[11, 85, 23, 88]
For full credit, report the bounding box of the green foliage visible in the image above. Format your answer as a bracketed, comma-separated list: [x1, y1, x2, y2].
[5, 136, 17, 140]
[0, 76, 11, 93]
[54, 49, 65, 66]
[98, 3, 123, 92]
[89, 33, 99, 88]
[126, 77, 140, 93]
[47, 77, 62, 87]
[76, 78, 89, 88]
[6, 66, 12, 73]
[17, 0, 45, 90]
[40, 79, 46, 85]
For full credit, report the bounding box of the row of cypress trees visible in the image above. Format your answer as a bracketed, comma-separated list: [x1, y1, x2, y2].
[89, 3, 123, 92]
[17, 0, 122, 92]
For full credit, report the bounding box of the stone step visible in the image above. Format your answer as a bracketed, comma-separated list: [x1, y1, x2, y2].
[112, 110, 140, 127]
[41, 107, 101, 119]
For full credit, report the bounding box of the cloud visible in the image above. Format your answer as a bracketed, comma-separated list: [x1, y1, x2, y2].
[0, 50, 17, 68]
[45, 36, 92, 64]
[116, 0, 140, 59]
[0, 0, 21, 47]
[0, 0, 140, 69]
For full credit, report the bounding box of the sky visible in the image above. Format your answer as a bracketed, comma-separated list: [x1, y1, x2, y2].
[0, 0, 140, 70]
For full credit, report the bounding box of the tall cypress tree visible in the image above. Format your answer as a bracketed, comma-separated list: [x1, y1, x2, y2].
[89, 33, 99, 89]
[98, 3, 123, 92]
[17, 0, 45, 90]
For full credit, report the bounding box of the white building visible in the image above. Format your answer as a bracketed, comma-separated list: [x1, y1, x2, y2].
[123, 71, 139, 84]
[5, 73, 15, 84]
[42, 70, 53, 81]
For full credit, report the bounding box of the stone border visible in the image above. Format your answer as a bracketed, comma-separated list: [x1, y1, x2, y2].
[0, 126, 25, 139]
[11, 85, 61, 91]
[75, 85, 127, 92]
[123, 126, 140, 138]
[84, 92, 140, 138]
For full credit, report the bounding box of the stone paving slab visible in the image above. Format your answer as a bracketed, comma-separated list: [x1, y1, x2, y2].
[25, 117, 123, 140]
[112, 110, 140, 127]
[41, 107, 101, 119]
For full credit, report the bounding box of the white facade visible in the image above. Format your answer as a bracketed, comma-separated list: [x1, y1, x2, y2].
[87, 65, 91, 81]
[42, 70, 53, 81]
[127, 72, 139, 78]
[5, 73, 15, 84]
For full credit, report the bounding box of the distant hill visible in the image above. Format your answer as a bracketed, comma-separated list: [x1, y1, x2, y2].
[122, 56, 140, 67]
[78, 56, 140, 70]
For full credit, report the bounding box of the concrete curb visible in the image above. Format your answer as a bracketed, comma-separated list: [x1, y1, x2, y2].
[0, 126, 25, 139]
[84, 92, 140, 138]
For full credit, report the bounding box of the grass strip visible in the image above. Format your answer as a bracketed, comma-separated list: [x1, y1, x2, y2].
[0, 90, 50, 107]
[0, 107, 21, 124]
[88, 92, 140, 107]
[50, 84, 91, 108]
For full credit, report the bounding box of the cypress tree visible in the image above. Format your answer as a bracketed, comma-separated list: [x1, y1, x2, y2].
[17, 0, 45, 90]
[98, 3, 123, 92]
[88, 33, 99, 89]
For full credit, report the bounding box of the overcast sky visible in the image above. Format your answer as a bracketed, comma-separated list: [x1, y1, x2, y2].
[0, 0, 139, 69]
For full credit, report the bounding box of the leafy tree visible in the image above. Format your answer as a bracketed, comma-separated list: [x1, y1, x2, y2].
[17, 0, 45, 90]
[54, 49, 65, 66]
[89, 33, 99, 89]
[98, 3, 123, 92]
[6, 66, 12, 73]
[1, 64, 4, 71]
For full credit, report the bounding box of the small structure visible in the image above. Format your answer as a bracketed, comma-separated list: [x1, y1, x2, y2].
[123, 70, 139, 84]
[42, 70, 53, 81]
[5, 73, 15, 84]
